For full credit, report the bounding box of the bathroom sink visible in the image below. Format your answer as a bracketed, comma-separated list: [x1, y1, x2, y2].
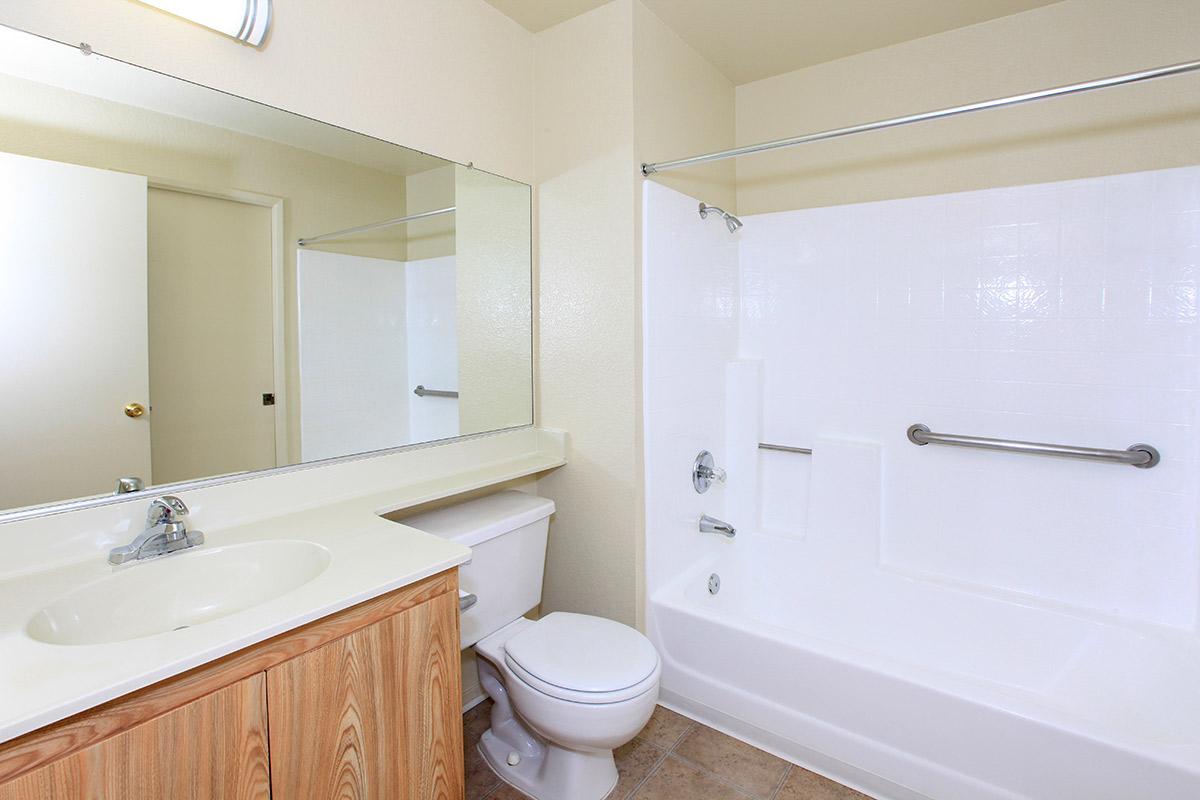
[26, 540, 332, 646]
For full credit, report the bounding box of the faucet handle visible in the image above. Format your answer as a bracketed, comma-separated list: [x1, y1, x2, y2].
[147, 495, 189, 525]
[693, 450, 727, 494]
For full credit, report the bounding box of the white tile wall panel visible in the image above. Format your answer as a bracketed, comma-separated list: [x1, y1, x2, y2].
[645, 166, 1200, 630]
[737, 166, 1200, 629]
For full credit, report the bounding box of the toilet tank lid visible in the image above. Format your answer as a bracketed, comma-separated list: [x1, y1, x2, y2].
[398, 491, 555, 548]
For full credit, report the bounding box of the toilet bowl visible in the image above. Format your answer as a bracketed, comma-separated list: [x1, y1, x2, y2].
[398, 491, 662, 800]
[475, 613, 661, 800]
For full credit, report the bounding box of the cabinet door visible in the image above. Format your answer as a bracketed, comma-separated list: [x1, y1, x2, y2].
[0, 674, 270, 800]
[266, 589, 463, 800]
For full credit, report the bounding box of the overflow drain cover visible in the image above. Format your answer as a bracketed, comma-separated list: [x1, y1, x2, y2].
[708, 573, 721, 595]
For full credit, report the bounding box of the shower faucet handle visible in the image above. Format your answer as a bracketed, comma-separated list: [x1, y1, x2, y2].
[693, 450, 726, 494]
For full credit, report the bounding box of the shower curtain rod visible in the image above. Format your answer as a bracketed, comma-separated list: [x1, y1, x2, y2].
[297, 205, 456, 247]
[640, 58, 1200, 176]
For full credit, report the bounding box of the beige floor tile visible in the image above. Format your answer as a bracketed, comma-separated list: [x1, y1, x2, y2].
[673, 725, 789, 799]
[485, 783, 535, 800]
[776, 767, 873, 800]
[464, 699, 494, 747]
[608, 736, 667, 799]
[635, 705, 696, 749]
[465, 741, 502, 800]
[632, 754, 754, 800]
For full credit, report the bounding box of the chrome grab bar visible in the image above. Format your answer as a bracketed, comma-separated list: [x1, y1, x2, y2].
[906, 423, 1160, 469]
[758, 442, 812, 455]
[414, 385, 459, 398]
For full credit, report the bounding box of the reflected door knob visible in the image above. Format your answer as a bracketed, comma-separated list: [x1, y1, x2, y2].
[124, 402, 147, 418]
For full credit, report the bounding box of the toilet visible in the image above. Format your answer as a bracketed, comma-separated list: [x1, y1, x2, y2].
[401, 491, 661, 800]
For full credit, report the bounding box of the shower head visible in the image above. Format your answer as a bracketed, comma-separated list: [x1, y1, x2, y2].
[698, 202, 743, 233]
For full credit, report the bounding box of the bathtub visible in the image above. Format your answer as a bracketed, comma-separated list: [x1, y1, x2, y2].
[648, 533, 1200, 800]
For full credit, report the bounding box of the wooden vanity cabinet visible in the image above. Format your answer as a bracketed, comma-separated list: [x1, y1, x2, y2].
[0, 675, 270, 800]
[0, 569, 463, 800]
[267, 587, 462, 799]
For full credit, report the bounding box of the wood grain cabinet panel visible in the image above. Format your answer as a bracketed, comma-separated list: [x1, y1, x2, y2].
[266, 588, 463, 800]
[0, 674, 269, 800]
[0, 572, 462, 800]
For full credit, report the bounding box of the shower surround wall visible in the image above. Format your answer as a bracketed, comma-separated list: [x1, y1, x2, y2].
[298, 250, 458, 461]
[741, 167, 1200, 628]
[642, 169, 1200, 799]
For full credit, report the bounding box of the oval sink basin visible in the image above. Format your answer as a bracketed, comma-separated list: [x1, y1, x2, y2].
[26, 540, 332, 646]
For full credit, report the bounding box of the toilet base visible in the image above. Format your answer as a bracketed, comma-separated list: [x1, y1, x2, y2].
[479, 728, 618, 800]
[473, 619, 659, 800]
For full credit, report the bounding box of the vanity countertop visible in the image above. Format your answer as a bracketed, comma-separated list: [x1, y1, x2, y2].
[0, 502, 468, 745]
[0, 431, 567, 744]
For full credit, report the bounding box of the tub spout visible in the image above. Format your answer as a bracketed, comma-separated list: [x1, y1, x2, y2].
[699, 514, 736, 538]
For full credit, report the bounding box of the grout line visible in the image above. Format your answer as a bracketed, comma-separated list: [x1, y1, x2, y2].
[768, 764, 793, 800]
[623, 739, 673, 800]
[666, 719, 698, 752]
[665, 748, 770, 800]
[475, 750, 504, 800]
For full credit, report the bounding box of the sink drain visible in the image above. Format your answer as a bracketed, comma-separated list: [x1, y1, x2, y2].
[708, 573, 721, 595]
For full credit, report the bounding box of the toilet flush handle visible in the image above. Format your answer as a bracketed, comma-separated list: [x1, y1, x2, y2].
[459, 591, 478, 612]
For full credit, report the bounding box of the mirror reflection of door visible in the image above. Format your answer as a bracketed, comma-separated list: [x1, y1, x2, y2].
[147, 187, 277, 485]
[0, 152, 151, 509]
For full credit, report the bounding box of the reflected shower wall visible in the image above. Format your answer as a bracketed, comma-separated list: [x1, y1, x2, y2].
[297, 250, 460, 461]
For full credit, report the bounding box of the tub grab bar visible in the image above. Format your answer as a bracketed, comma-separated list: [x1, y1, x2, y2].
[906, 423, 1159, 469]
[414, 385, 459, 398]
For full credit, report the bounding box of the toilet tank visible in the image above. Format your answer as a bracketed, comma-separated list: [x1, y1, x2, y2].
[399, 490, 555, 649]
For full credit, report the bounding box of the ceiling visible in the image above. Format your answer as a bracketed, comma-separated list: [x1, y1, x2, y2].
[486, 0, 1065, 85]
[484, 0, 611, 33]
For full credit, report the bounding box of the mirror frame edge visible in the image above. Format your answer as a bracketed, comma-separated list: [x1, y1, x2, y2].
[0, 424, 537, 524]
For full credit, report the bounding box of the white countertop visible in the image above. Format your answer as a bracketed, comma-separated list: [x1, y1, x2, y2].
[0, 430, 567, 744]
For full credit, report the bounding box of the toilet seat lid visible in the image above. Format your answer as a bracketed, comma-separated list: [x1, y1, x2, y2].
[504, 612, 660, 697]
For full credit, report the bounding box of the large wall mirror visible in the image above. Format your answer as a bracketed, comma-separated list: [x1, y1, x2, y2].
[0, 26, 533, 517]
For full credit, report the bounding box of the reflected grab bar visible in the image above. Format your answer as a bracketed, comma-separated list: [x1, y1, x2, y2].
[758, 442, 812, 455]
[414, 385, 459, 398]
[906, 424, 1159, 469]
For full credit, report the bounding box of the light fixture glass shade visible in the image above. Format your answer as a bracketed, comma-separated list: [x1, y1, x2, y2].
[137, 0, 271, 46]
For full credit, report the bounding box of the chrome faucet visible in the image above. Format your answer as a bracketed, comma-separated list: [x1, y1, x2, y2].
[699, 514, 736, 538]
[108, 496, 204, 565]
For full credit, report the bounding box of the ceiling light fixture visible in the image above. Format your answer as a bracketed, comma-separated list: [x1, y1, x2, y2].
[136, 0, 272, 47]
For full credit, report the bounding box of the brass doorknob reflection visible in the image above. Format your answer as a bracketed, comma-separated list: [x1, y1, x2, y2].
[124, 402, 147, 418]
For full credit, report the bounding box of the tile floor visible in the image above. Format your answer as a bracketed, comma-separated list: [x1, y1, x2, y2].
[464, 701, 872, 800]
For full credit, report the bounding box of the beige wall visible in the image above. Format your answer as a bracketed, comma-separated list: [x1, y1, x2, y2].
[455, 164, 534, 434]
[534, 0, 735, 629]
[735, 0, 1200, 214]
[633, 2, 736, 213]
[535, 0, 639, 626]
[0, 0, 535, 183]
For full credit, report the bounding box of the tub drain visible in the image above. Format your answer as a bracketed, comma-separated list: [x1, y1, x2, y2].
[707, 573, 721, 595]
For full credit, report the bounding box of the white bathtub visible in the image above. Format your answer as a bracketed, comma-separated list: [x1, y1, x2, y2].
[648, 533, 1200, 800]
